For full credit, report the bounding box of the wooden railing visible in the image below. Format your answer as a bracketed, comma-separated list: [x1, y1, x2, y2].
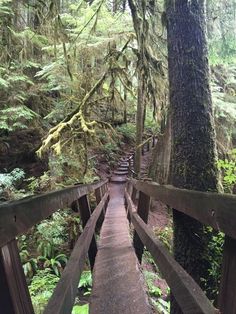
[0, 179, 109, 314]
[125, 179, 236, 314]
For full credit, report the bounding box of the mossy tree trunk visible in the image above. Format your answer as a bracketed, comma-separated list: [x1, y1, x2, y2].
[166, 1, 218, 312]
[128, 0, 148, 176]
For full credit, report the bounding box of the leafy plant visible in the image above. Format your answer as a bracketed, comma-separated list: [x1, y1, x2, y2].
[37, 254, 68, 276]
[202, 227, 224, 302]
[143, 270, 170, 314]
[37, 240, 56, 259]
[22, 258, 38, 279]
[116, 123, 136, 143]
[217, 148, 236, 193]
[36, 212, 68, 247]
[29, 269, 60, 313]
[0, 168, 25, 196]
[78, 270, 92, 296]
[72, 304, 89, 314]
[153, 226, 173, 252]
[151, 297, 170, 314]
[79, 270, 92, 289]
[0, 106, 39, 132]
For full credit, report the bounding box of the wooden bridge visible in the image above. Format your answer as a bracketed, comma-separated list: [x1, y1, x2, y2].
[0, 138, 236, 314]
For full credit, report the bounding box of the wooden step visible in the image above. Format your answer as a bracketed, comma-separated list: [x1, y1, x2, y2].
[110, 176, 127, 183]
[113, 170, 129, 175]
[90, 184, 151, 314]
[119, 162, 129, 167]
[117, 166, 129, 171]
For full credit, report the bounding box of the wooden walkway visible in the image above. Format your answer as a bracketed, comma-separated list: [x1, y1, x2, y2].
[90, 156, 151, 313]
[90, 182, 151, 314]
[1, 137, 236, 314]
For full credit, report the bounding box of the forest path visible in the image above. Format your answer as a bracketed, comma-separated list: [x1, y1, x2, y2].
[89, 156, 152, 314]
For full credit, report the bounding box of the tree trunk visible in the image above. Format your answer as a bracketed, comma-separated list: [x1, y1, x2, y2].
[166, 1, 218, 313]
[135, 69, 145, 175]
[123, 88, 127, 123]
[128, 0, 148, 176]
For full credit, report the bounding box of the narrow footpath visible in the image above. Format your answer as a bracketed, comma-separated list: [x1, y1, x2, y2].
[89, 156, 152, 314]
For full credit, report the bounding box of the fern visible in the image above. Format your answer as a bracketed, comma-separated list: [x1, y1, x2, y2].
[0, 77, 9, 88]
[0, 0, 13, 16]
[0, 105, 40, 131]
[0, 168, 25, 193]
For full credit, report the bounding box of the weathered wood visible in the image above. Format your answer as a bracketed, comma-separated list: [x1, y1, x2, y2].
[44, 192, 109, 314]
[141, 145, 145, 155]
[152, 136, 155, 147]
[95, 187, 102, 207]
[133, 191, 150, 262]
[0, 179, 108, 247]
[0, 239, 34, 314]
[78, 195, 97, 270]
[90, 184, 151, 314]
[94, 187, 105, 230]
[130, 179, 236, 239]
[131, 186, 137, 204]
[218, 236, 236, 313]
[125, 191, 218, 314]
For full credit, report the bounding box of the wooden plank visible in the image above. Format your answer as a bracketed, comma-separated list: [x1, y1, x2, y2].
[125, 191, 218, 314]
[44, 192, 109, 314]
[0, 179, 108, 247]
[130, 179, 236, 240]
[152, 136, 155, 147]
[142, 145, 145, 155]
[94, 187, 105, 230]
[78, 195, 97, 270]
[0, 239, 34, 314]
[131, 186, 137, 204]
[90, 184, 151, 314]
[218, 236, 236, 313]
[95, 187, 102, 205]
[133, 191, 150, 263]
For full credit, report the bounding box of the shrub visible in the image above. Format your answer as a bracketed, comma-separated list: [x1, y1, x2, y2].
[116, 123, 136, 143]
[29, 269, 60, 313]
[217, 148, 236, 193]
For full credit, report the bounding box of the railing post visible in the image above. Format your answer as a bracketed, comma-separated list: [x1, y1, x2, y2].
[152, 136, 155, 147]
[133, 191, 150, 263]
[218, 235, 236, 313]
[131, 186, 137, 205]
[94, 186, 106, 230]
[78, 195, 97, 270]
[95, 187, 102, 205]
[141, 145, 145, 155]
[0, 239, 34, 314]
[125, 182, 132, 223]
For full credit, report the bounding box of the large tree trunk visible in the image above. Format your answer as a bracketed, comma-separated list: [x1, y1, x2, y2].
[166, 1, 218, 313]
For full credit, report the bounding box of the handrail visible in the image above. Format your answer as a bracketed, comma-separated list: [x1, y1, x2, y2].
[0, 179, 109, 314]
[44, 192, 109, 314]
[127, 178, 236, 314]
[130, 179, 236, 240]
[0, 179, 108, 247]
[125, 190, 218, 314]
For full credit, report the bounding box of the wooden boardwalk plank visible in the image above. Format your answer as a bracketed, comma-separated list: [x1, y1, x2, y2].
[89, 184, 151, 314]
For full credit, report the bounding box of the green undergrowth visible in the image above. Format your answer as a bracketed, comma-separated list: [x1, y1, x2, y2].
[142, 250, 170, 314]
[29, 269, 92, 314]
[17, 208, 92, 313]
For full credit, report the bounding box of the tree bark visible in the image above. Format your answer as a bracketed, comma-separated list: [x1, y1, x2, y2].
[166, 1, 218, 313]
